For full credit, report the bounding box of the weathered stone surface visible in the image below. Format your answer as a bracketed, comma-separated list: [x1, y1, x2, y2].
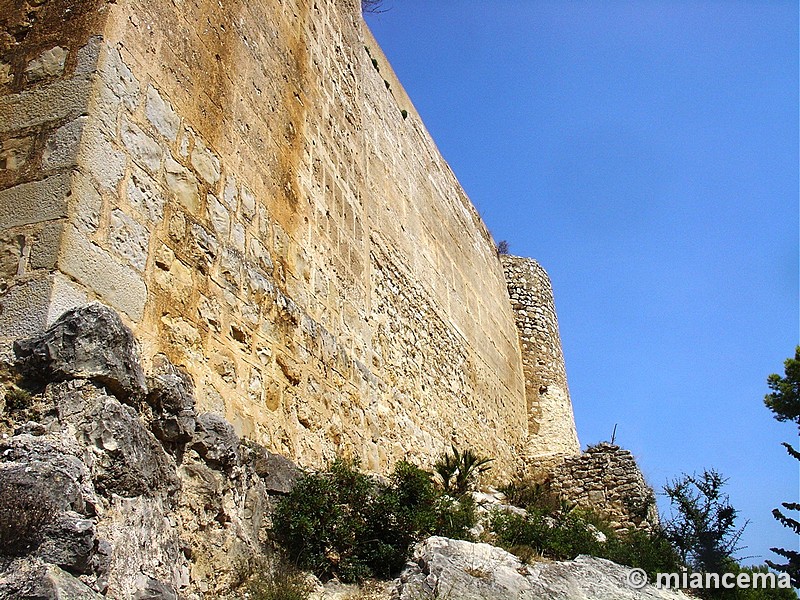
[0, 76, 91, 134]
[250, 445, 301, 494]
[550, 443, 659, 534]
[14, 303, 146, 401]
[191, 412, 240, 469]
[147, 356, 197, 445]
[0, 561, 105, 600]
[0, 174, 69, 229]
[395, 537, 691, 600]
[44, 380, 179, 498]
[25, 47, 69, 82]
[145, 87, 179, 141]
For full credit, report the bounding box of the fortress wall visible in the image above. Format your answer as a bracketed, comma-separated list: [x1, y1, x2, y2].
[502, 255, 580, 465]
[0, 0, 533, 475]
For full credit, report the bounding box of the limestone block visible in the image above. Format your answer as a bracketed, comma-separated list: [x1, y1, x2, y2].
[30, 220, 64, 270]
[230, 221, 246, 253]
[24, 46, 69, 82]
[47, 274, 89, 326]
[145, 86, 180, 142]
[121, 116, 162, 174]
[222, 175, 238, 211]
[127, 167, 166, 222]
[165, 158, 199, 213]
[0, 76, 91, 134]
[70, 172, 103, 234]
[42, 117, 86, 170]
[109, 209, 150, 271]
[0, 273, 52, 338]
[0, 135, 34, 171]
[75, 36, 103, 75]
[0, 173, 69, 229]
[206, 193, 230, 238]
[190, 139, 220, 185]
[240, 185, 256, 220]
[99, 45, 140, 111]
[78, 123, 126, 193]
[59, 226, 146, 321]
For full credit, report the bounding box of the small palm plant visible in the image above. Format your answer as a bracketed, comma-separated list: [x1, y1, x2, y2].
[434, 446, 494, 496]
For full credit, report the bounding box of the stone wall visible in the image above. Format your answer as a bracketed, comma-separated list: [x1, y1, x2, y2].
[0, 0, 545, 476]
[502, 255, 579, 466]
[549, 443, 659, 534]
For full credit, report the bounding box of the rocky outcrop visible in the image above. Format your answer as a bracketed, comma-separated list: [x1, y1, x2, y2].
[13, 304, 147, 402]
[1, 304, 300, 599]
[395, 536, 691, 600]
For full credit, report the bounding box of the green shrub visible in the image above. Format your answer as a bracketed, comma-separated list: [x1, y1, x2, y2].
[433, 446, 493, 496]
[234, 555, 313, 600]
[3, 387, 32, 412]
[499, 477, 560, 513]
[603, 527, 682, 580]
[273, 458, 477, 583]
[490, 508, 601, 561]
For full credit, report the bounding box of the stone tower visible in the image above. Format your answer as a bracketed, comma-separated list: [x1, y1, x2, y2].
[502, 255, 580, 467]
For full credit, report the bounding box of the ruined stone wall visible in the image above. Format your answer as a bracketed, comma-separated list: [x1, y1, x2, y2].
[0, 0, 539, 476]
[502, 255, 579, 466]
[549, 443, 659, 534]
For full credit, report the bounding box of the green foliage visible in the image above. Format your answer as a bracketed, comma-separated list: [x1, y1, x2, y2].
[3, 386, 33, 412]
[234, 555, 313, 600]
[400, 109, 408, 120]
[273, 458, 476, 583]
[663, 470, 745, 575]
[499, 477, 560, 513]
[433, 446, 493, 496]
[603, 528, 682, 580]
[763, 347, 800, 587]
[490, 508, 602, 562]
[765, 347, 800, 424]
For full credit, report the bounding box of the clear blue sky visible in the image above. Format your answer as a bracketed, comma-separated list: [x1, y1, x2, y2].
[366, 1, 799, 566]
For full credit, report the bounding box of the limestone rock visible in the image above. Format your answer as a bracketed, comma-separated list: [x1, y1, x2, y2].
[191, 412, 240, 469]
[46, 380, 179, 498]
[14, 303, 147, 402]
[0, 560, 105, 600]
[250, 445, 301, 495]
[147, 358, 197, 445]
[395, 536, 692, 600]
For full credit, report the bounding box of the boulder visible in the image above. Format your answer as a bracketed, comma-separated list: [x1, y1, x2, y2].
[0, 561, 105, 600]
[191, 413, 240, 469]
[14, 303, 146, 402]
[147, 356, 197, 445]
[250, 446, 301, 495]
[395, 536, 692, 600]
[78, 394, 179, 497]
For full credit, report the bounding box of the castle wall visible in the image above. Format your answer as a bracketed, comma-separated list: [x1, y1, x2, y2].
[0, 0, 541, 475]
[502, 255, 580, 466]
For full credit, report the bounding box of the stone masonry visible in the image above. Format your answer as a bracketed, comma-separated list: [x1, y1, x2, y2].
[0, 0, 579, 477]
[549, 443, 659, 534]
[502, 255, 580, 467]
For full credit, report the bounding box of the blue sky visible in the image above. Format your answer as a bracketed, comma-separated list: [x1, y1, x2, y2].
[366, 1, 799, 565]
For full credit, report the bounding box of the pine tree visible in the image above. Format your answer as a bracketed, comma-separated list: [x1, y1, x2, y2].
[764, 347, 800, 588]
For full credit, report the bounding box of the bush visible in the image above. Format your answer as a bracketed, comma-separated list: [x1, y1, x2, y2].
[273, 458, 477, 582]
[234, 555, 313, 600]
[3, 386, 33, 412]
[489, 503, 682, 580]
[433, 446, 493, 496]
